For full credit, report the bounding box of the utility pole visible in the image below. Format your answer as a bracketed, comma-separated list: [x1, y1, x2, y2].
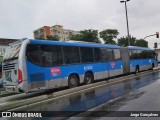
[120, 0, 131, 46]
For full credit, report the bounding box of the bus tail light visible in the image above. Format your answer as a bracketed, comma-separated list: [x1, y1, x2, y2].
[18, 69, 23, 84]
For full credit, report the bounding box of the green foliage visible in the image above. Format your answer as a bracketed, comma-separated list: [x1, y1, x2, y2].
[46, 35, 60, 41]
[37, 35, 60, 41]
[135, 39, 148, 47]
[35, 28, 148, 48]
[117, 36, 136, 46]
[70, 34, 83, 41]
[118, 36, 148, 47]
[37, 36, 45, 40]
[70, 29, 101, 43]
[99, 29, 119, 44]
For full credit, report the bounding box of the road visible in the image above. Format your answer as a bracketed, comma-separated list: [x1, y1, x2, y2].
[70, 71, 160, 120]
[0, 70, 160, 120]
[4, 70, 159, 119]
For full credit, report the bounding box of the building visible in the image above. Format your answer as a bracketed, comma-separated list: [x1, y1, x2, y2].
[33, 25, 80, 41]
[0, 38, 18, 56]
[0, 38, 18, 78]
[33, 26, 51, 40]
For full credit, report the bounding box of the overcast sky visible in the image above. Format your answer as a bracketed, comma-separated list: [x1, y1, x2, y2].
[0, 0, 160, 48]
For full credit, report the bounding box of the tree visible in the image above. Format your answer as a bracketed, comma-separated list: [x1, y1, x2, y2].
[99, 29, 119, 44]
[117, 37, 127, 46]
[118, 36, 136, 46]
[135, 39, 148, 47]
[37, 36, 45, 40]
[70, 29, 101, 43]
[117, 36, 148, 47]
[46, 35, 60, 41]
[70, 34, 83, 41]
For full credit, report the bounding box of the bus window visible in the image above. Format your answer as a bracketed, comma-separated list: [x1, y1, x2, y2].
[130, 50, 137, 59]
[113, 49, 121, 60]
[94, 48, 108, 62]
[129, 50, 132, 59]
[80, 47, 94, 63]
[63, 46, 80, 64]
[94, 48, 101, 62]
[40, 45, 63, 66]
[26, 44, 41, 65]
[142, 50, 150, 59]
[137, 50, 143, 59]
[107, 49, 114, 61]
[100, 48, 108, 62]
[146, 51, 156, 59]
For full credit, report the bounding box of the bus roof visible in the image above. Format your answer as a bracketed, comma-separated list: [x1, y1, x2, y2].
[127, 46, 153, 51]
[29, 39, 120, 49]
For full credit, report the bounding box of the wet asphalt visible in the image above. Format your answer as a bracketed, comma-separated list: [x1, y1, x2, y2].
[70, 71, 160, 120]
[7, 70, 158, 120]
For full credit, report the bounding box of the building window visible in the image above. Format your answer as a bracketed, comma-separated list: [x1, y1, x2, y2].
[40, 29, 43, 33]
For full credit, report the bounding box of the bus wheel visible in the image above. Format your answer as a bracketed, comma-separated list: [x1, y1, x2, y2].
[68, 75, 79, 88]
[84, 72, 94, 84]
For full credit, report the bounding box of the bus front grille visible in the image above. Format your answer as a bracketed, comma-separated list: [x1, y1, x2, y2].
[3, 63, 15, 70]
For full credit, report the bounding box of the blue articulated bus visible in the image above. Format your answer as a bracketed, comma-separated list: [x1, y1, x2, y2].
[2, 39, 158, 93]
[128, 46, 158, 73]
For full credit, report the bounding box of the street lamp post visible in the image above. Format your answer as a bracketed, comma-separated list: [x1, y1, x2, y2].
[120, 0, 130, 46]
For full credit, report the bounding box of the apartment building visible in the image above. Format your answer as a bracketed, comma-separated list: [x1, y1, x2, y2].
[33, 25, 80, 41]
[33, 26, 51, 40]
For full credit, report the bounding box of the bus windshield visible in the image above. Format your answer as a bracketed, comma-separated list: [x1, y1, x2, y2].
[3, 44, 21, 61]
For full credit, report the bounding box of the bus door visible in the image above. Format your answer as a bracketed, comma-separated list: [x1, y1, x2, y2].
[120, 47, 130, 74]
[107, 49, 123, 77]
[94, 48, 109, 80]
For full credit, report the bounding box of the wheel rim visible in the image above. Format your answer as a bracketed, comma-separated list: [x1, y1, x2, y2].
[85, 73, 93, 84]
[70, 77, 77, 86]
